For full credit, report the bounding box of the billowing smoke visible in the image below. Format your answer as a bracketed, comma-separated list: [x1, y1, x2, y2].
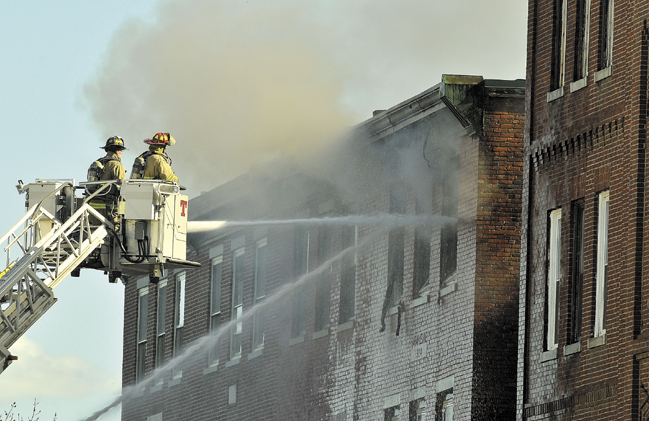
[83, 0, 525, 195]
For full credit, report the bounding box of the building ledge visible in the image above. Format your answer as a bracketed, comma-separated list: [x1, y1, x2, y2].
[594, 66, 612, 82]
[540, 348, 557, 363]
[225, 357, 241, 368]
[440, 281, 457, 298]
[547, 86, 564, 102]
[150, 381, 164, 394]
[203, 363, 219, 375]
[247, 348, 263, 360]
[336, 320, 354, 333]
[289, 334, 305, 346]
[168, 375, 182, 388]
[588, 333, 606, 349]
[570, 77, 588, 92]
[312, 328, 329, 340]
[411, 293, 430, 308]
[563, 341, 581, 356]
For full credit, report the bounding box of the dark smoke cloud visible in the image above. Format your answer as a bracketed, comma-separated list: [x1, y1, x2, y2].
[83, 0, 525, 194]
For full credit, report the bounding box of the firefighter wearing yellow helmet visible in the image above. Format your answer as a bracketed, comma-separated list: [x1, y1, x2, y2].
[130, 132, 179, 183]
[88, 136, 127, 182]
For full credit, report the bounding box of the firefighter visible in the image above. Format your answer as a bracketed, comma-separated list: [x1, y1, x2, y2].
[86, 136, 127, 230]
[130, 132, 179, 183]
[87, 136, 127, 182]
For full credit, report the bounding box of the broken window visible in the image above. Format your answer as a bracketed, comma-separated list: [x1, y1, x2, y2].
[574, 0, 591, 81]
[136, 285, 149, 383]
[598, 0, 614, 70]
[339, 225, 357, 325]
[440, 156, 459, 287]
[413, 199, 431, 297]
[385, 405, 401, 421]
[155, 279, 167, 369]
[387, 187, 406, 307]
[292, 226, 309, 338]
[315, 225, 332, 332]
[435, 389, 453, 421]
[546, 209, 562, 351]
[409, 398, 426, 421]
[230, 248, 245, 358]
[208, 255, 223, 366]
[173, 272, 185, 378]
[568, 200, 584, 344]
[594, 190, 609, 338]
[252, 238, 267, 350]
[551, 0, 568, 90]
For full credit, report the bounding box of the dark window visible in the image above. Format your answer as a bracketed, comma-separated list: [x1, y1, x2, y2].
[413, 200, 431, 297]
[155, 281, 167, 368]
[252, 239, 267, 349]
[551, 0, 567, 90]
[209, 257, 222, 365]
[315, 226, 333, 332]
[598, 0, 614, 70]
[409, 398, 427, 421]
[574, 0, 589, 80]
[387, 187, 406, 306]
[230, 249, 245, 358]
[292, 226, 309, 338]
[440, 157, 459, 285]
[436, 389, 454, 421]
[385, 406, 401, 421]
[339, 226, 357, 324]
[136, 287, 149, 383]
[568, 200, 584, 344]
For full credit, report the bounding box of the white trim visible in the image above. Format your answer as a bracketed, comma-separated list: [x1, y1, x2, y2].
[547, 209, 562, 350]
[436, 375, 454, 392]
[594, 191, 609, 337]
[547, 86, 565, 102]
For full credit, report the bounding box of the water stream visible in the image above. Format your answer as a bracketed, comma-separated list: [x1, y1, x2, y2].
[81, 213, 454, 420]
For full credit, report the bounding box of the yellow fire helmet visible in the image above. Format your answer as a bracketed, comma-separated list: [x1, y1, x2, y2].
[144, 132, 176, 146]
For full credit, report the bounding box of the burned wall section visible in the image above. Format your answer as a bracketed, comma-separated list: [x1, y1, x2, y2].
[519, 0, 649, 419]
[121, 76, 525, 421]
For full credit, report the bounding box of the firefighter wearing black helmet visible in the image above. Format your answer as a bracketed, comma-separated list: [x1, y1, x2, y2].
[88, 136, 127, 182]
[130, 132, 179, 183]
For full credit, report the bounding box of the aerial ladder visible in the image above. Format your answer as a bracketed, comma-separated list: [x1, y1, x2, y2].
[0, 179, 199, 375]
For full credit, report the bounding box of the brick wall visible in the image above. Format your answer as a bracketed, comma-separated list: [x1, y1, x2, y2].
[519, 0, 649, 419]
[121, 79, 525, 421]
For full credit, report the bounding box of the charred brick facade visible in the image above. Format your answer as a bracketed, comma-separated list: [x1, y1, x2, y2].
[518, 0, 649, 419]
[121, 76, 524, 421]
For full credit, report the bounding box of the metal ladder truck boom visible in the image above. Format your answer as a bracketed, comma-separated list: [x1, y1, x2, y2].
[0, 179, 200, 375]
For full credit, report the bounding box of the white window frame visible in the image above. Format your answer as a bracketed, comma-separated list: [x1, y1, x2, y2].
[594, 190, 609, 337]
[209, 255, 223, 366]
[155, 279, 167, 369]
[548, 0, 568, 101]
[571, 0, 591, 91]
[173, 272, 186, 379]
[252, 238, 267, 350]
[230, 247, 245, 359]
[547, 209, 562, 350]
[136, 286, 149, 383]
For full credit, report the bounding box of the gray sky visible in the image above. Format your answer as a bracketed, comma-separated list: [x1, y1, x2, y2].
[0, 1, 527, 419]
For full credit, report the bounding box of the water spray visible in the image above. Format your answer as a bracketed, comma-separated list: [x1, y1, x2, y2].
[79, 227, 389, 421]
[187, 213, 456, 233]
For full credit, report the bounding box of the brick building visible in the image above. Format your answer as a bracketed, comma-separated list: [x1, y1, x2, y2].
[121, 75, 525, 421]
[518, 0, 649, 419]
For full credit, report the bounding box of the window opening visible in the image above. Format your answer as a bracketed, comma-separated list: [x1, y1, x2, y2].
[598, 0, 614, 70]
[292, 226, 309, 338]
[413, 198, 432, 297]
[574, 0, 591, 81]
[339, 225, 357, 324]
[315, 225, 332, 332]
[172, 272, 185, 379]
[230, 248, 245, 358]
[385, 405, 401, 421]
[155, 280, 167, 369]
[409, 398, 426, 421]
[136, 286, 149, 383]
[551, 0, 568, 90]
[440, 156, 459, 287]
[568, 200, 584, 344]
[547, 209, 562, 350]
[594, 190, 609, 337]
[209, 255, 223, 366]
[252, 239, 267, 350]
[435, 389, 453, 421]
